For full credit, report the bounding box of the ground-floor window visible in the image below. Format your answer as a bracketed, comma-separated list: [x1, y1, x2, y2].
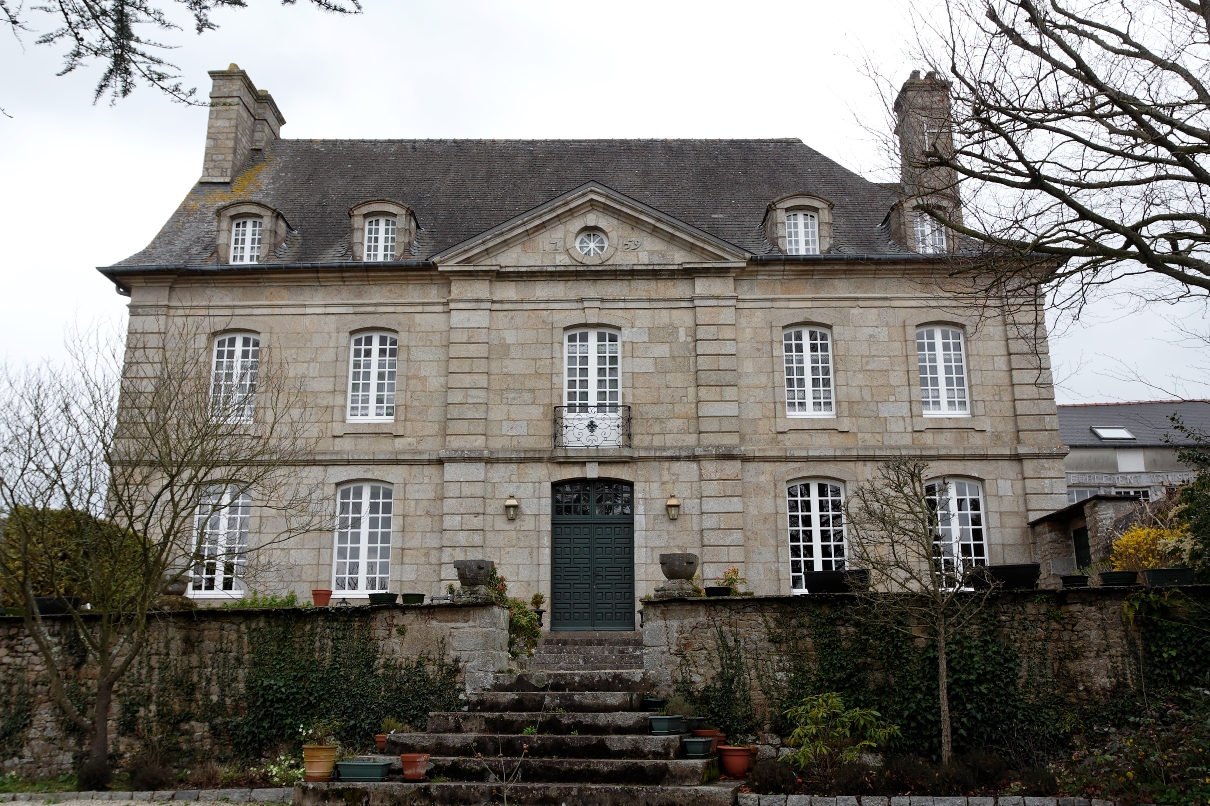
[926, 478, 987, 584]
[787, 480, 846, 593]
[191, 486, 250, 596]
[333, 483, 393, 593]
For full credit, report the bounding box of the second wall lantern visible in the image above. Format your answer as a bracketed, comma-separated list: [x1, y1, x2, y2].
[665, 494, 681, 521]
[504, 495, 520, 521]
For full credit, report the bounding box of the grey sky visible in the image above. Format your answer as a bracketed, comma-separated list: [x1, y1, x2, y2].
[1, 0, 1205, 402]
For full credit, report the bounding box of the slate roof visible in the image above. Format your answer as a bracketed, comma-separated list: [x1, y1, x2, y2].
[110, 139, 909, 268]
[1057, 401, 1210, 448]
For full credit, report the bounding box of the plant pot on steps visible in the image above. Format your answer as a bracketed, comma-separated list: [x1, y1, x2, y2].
[682, 736, 714, 758]
[374, 734, 386, 751]
[640, 696, 666, 711]
[691, 728, 724, 753]
[302, 745, 338, 782]
[1099, 570, 1140, 586]
[311, 589, 333, 607]
[717, 744, 755, 777]
[649, 714, 683, 735]
[334, 761, 391, 782]
[399, 753, 430, 781]
[1144, 567, 1193, 587]
[683, 716, 705, 731]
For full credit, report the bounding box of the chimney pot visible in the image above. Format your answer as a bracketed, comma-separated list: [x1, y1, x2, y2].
[199, 66, 286, 184]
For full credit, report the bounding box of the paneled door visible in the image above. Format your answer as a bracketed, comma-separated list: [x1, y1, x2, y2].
[551, 479, 635, 631]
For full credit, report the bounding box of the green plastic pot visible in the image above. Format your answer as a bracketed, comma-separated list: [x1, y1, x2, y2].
[649, 714, 683, 735]
[334, 761, 392, 782]
[367, 592, 399, 606]
[399, 593, 425, 604]
[682, 736, 713, 758]
[1099, 570, 1139, 586]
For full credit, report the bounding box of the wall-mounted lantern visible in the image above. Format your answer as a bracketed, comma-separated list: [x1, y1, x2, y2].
[504, 494, 520, 521]
[665, 494, 681, 521]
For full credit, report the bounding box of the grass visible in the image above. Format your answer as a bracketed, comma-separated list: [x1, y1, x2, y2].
[0, 773, 79, 794]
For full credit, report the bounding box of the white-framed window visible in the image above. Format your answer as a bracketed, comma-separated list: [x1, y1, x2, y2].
[561, 329, 623, 447]
[786, 211, 819, 255]
[364, 217, 397, 262]
[190, 486, 250, 597]
[926, 478, 987, 584]
[1067, 488, 1097, 504]
[916, 326, 969, 416]
[914, 211, 946, 254]
[347, 332, 398, 421]
[230, 218, 263, 264]
[210, 333, 260, 421]
[333, 483, 393, 594]
[1113, 488, 1151, 501]
[783, 327, 834, 417]
[787, 480, 846, 593]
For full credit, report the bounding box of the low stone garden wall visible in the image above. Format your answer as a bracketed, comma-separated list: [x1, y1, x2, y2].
[0, 603, 508, 779]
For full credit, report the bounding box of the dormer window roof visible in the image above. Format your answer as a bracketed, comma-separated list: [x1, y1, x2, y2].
[1091, 426, 1135, 440]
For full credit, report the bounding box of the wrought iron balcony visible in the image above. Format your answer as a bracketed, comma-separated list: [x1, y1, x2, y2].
[553, 405, 632, 448]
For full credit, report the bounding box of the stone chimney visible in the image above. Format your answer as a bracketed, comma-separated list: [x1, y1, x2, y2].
[893, 70, 959, 206]
[200, 64, 286, 184]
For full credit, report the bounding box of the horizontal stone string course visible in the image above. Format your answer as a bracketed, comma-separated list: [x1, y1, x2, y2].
[0, 789, 292, 802]
[738, 798, 1126, 806]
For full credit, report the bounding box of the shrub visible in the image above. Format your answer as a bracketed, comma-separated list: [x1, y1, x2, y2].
[931, 762, 978, 795]
[882, 754, 933, 793]
[783, 692, 901, 778]
[1112, 526, 1187, 571]
[76, 759, 112, 792]
[128, 757, 175, 791]
[485, 569, 540, 658]
[955, 748, 1010, 788]
[1019, 766, 1059, 795]
[748, 759, 798, 794]
[828, 761, 878, 795]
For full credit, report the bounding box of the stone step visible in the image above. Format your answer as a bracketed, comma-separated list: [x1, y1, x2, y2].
[490, 668, 648, 693]
[523, 656, 644, 672]
[386, 732, 684, 760]
[427, 710, 651, 735]
[537, 631, 644, 646]
[426, 755, 718, 786]
[528, 645, 645, 658]
[299, 781, 737, 806]
[470, 691, 640, 712]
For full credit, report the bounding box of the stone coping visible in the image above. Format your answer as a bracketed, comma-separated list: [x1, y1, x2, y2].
[0, 789, 293, 802]
[738, 796, 1138, 806]
[641, 586, 1210, 606]
[0, 601, 507, 619]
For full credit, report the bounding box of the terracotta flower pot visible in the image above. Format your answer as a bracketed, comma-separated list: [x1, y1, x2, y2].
[302, 744, 338, 782]
[399, 753, 430, 781]
[374, 733, 386, 751]
[717, 744, 754, 777]
[312, 589, 333, 607]
[691, 728, 723, 753]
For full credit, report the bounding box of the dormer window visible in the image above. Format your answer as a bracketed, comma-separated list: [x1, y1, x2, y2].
[914, 210, 947, 254]
[349, 200, 414, 262]
[364, 217, 397, 262]
[230, 219, 263, 264]
[785, 212, 819, 255]
[1092, 426, 1135, 440]
[766, 194, 834, 255]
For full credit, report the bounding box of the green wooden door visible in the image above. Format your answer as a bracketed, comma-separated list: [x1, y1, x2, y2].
[551, 480, 635, 631]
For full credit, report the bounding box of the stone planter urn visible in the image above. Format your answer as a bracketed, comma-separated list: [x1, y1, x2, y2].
[454, 559, 494, 587]
[160, 577, 188, 597]
[653, 553, 699, 599]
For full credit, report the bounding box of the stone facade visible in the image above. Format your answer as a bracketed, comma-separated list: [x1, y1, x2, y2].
[100, 67, 1070, 623]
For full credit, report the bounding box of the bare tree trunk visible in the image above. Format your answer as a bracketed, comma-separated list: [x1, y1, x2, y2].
[937, 624, 952, 766]
[89, 679, 113, 767]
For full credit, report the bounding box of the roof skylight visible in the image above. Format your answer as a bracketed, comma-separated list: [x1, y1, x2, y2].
[1091, 426, 1135, 440]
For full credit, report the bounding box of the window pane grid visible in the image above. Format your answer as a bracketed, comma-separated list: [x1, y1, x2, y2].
[783, 328, 834, 416]
[192, 486, 250, 594]
[786, 212, 819, 255]
[230, 219, 262, 264]
[364, 217, 397, 262]
[211, 334, 260, 420]
[348, 333, 398, 420]
[334, 483, 393, 593]
[787, 481, 846, 592]
[917, 327, 968, 415]
[914, 212, 946, 254]
[927, 479, 987, 586]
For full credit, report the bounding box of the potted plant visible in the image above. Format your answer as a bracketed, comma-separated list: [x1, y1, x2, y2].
[971, 563, 1041, 590]
[311, 588, 333, 607]
[398, 753, 430, 780]
[334, 759, 392, 782]
[1061, 574, 1090, 588]
[682, 736, 714, 758]
[1144, 567, 1194, 587]
[367, 592, 399, 606]
[691, 726, 724, 754]
[530, 592, 546, 628]
[1111, 524, 1194, 589]
[800, 568, 870, 593]
[716, 743, 756, 777]
[704, 585, 733, 597]
[376, 717, 403, 751]
[399, 593, 425, 604]
[640, 695, 667, 711]
[649, 709, 684, 735]
[301, 719, 340, 782]
[666, 694, 702, 731]
[711, 566, 747, 598]
[1099, 570, 1140, 586]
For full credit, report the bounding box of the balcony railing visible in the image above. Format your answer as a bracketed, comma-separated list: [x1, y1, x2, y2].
[553, 405, 632, 448]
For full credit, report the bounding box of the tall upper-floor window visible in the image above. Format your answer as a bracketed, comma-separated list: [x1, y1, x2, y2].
[926, 478, 987, 584]
[230, 219, 263, 264]
[190, 485, 250, 597]
[560, 329, 623, 448]
[333, 483, 393, 594]
[347, 332, 398, 421]
[785, 212, 819, 255]
[783, 327, 834, 417]
[364, 217, 397, 262]
[787, 480, 845, 593]
[210, 333, 260, 421]
[914, 211, 946, 254]
[916, 326, 968, 416]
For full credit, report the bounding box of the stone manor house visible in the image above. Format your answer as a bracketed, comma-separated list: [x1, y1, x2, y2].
[99, 66, 1067, 631]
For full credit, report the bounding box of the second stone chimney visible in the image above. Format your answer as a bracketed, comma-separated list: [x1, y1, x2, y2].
[894, 70, 958, 205]
[200, 65, 286, 184]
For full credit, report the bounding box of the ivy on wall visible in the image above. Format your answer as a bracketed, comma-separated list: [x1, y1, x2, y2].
[0, 668, 33, 755]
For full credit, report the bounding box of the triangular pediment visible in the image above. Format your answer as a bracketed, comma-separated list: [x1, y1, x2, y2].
[432, 182, 748, 268]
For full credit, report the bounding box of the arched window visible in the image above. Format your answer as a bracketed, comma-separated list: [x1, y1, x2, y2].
[347, 332, 398, 421]
[364, 217, 397, 262]
[230, 218, 263, 264]
[926, 478, 987, 582]
[210, 333, 260, 421]
[190, 485, 250, 596]
[785, 211, 819, 255]
[560, 328, 624, 447]
[783, 327, 834, 416]
[916, 326, 968, 416]
[787, 480, 846, 593]
[333, 483, 393, 594]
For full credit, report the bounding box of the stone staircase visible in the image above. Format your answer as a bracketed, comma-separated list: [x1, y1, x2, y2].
[297, 632, 739, 806]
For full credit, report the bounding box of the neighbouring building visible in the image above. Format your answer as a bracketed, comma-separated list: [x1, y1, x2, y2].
[1059, 400, 1209, 503]
[99, 66, 1068, 629]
